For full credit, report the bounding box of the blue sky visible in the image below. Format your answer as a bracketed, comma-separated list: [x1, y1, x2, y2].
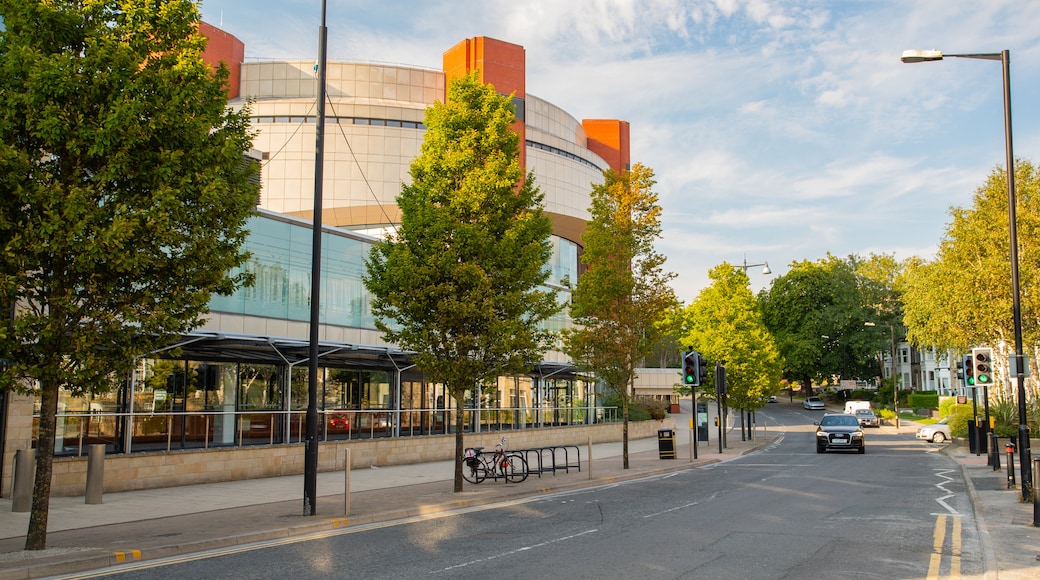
[199, 0, 1040, 303]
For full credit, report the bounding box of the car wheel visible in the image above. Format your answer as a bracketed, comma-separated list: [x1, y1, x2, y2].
[932, 432, 946, 444]
[816, 445, 826, 454]
[858, 445, 866, 454]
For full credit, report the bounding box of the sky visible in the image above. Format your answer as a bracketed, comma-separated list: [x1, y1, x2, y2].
[198, 0, 1040, 303]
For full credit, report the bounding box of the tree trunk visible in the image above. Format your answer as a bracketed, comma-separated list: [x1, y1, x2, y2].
[26, 380, 59, 550]
[621, 394, 629, 469]
[453, 389, 465, 493]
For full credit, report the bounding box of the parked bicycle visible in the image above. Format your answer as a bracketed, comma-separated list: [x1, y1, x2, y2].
[463, 438, 528, 483]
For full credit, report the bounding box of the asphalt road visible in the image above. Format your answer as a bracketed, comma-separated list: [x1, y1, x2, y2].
[83, 404, 982, 579]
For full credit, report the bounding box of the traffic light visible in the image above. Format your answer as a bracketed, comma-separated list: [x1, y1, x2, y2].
[973, 347, 994, 386]
[683, 351, 699, 386]
[697, 353, 708, 386]
[964, 353, 975, 387]
[955, 358, 965, 382]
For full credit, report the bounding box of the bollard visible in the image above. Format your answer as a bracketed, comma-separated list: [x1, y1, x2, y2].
[343, 448, 351, 517]
[85, 444, 105, 505]
[990, 433, 1001, 471]
[1033, 458, 1040, 527]
[1006, 441, 1016, 489]
[12, 448, 34, 513]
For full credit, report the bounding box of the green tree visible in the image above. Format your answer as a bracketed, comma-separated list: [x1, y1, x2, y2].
[561, 164, 677, 469]
[760, 255, 881, 396]
[852, 253, 905, 392]
[0, 1, 259, 550]
[363, 73, 558, 493]
[682, 264, 782, 414]
[901, 162, 1040, 401]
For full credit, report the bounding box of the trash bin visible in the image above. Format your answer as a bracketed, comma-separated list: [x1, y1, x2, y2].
[658, 428, 676, 460]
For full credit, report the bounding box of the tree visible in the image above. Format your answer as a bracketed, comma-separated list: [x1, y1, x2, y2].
[0, 1, 259, 550]
[561, 164, 677, 469]
[682, 263, 782, 415]
[851, 253, 904, 388]
[759, 255, 882, 396]
[363, 73, 558, 493]
[901, 162, 1040, 401]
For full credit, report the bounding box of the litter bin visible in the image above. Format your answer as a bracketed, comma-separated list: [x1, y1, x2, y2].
[658, 428, 676, 460]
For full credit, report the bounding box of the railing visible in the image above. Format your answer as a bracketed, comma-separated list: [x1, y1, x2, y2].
[37, 406, 620, 456]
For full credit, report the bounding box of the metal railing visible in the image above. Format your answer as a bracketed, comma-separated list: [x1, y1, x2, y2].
[36, 405, 620, 456]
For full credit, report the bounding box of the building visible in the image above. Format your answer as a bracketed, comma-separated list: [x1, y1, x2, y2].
[0, 24, 652, 496]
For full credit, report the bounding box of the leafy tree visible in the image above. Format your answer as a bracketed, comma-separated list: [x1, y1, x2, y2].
[900, 162, 1040, 401]
[561, 164, 677, 469]
[851, 253, 905, 391]
[682, 264, 782, 414]
[363, 73, 558, 493]
[0, 1, 259, 550]
[759, 255, 882, 396]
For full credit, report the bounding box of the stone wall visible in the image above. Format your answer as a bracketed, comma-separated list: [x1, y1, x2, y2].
[31, 418, 673, 497]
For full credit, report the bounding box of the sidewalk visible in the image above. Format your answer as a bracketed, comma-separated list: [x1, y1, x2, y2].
[0, 421, 764, 580]
[942, 437, 1040, 580]
[2, 415, 1038, 580]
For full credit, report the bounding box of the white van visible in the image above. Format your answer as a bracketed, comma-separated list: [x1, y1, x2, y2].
[844, 400, 872, 415]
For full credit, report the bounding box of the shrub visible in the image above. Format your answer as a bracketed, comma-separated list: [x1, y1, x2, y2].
[908, 392, 939, 410]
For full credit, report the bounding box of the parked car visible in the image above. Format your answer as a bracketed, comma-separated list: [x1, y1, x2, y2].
[768, 396, 778, 403]
[803, 396, 826, 410]
[327, 413, 351, 431]
[815, 413, 866, 453]
[854, 408, 879, 428]
[916, 417, 952, 443]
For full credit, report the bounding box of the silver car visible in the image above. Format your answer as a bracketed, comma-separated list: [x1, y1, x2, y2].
[803, 396, 826, 410]
[855, 408, 879, 428]
[916, 417, 952, 443]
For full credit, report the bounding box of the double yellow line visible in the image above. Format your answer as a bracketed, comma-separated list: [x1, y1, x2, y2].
[927, 514, 962, 579]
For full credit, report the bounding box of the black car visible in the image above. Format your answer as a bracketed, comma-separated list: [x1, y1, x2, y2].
[815, 413, 866, 454]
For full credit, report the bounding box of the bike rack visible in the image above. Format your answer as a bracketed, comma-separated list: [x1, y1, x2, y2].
[517, 445, 582, 478]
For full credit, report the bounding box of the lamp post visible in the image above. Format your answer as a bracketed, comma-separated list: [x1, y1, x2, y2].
[304, 0, 329, 516]
[737, 258, 771, 275]
[902, 48, 1031, 500]
[865, 321, 899, 428]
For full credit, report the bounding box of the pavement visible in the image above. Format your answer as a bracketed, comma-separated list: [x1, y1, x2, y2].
[0, 408, 1038, 580]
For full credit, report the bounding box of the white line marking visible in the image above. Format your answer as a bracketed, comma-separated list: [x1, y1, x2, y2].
[433, 529, 598, 573]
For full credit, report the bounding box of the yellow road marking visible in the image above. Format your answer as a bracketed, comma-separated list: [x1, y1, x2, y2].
[927, 515, 946, 580]
[114, 549, 142, 562]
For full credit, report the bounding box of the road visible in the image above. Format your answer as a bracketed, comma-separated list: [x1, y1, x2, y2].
[81, 404, 980, 579]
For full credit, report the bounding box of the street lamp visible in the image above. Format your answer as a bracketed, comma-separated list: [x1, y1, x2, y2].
[865, 321, 899, 428]
[902, 48, 1031, 500]
[738, 258, 771, 275]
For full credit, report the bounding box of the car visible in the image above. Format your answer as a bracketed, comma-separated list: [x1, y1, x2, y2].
[327, 413, 351, 431]
[916, 417, 952, 443]
[803, 396, 826, 410]
[768, 395, 778, 403]
[815, 413, 866, 453]
[854, 408, 879, 428]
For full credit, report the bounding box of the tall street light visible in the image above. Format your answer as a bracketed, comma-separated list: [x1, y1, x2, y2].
[901, 48, 1031, 500]
[865, 321, 899, 428]
[304, 0, 329, 516]
[738, 258, 771, 275]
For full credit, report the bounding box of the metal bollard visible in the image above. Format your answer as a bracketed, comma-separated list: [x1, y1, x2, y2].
[1032, 457, 1040, 526]
[12, 449, 34, 512]
[85, 444, 105, 505]
[990, 433, 1001, 471]
[343, 448, 351, 517]
[1006, 441, 1016, 489]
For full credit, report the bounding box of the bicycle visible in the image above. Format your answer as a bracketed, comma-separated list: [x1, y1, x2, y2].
[462, 438, 528, 484]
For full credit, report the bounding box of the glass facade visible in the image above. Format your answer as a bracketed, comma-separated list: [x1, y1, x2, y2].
[34, 211, 595, 456]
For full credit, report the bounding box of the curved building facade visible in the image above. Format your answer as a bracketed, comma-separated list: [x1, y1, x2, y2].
[0, 26, 637, 495]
